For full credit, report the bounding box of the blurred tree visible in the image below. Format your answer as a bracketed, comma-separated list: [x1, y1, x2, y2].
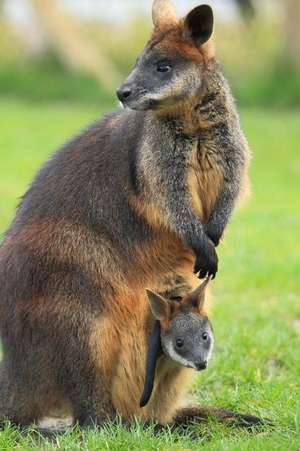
[29, 0, 121, 89]
[284, 0, 300, 68]
[235, 0, 255, 19]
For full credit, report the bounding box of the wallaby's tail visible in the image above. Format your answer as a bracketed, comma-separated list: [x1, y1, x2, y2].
[172, 406, 269, 429]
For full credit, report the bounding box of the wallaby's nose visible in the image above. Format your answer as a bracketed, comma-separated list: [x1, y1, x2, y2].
[196, 360, 207, 371]
[117, 86, 132, 103]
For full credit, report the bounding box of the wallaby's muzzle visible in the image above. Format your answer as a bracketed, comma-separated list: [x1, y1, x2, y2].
[195, 360, 208, 371]
[117, 74, 151, 110]
[116, 85, 132, 104]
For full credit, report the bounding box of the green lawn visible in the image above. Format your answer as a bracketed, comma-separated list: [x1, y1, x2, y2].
[0, 99, 299, 450]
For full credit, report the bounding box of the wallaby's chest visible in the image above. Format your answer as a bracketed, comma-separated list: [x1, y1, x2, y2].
[187, 139, 225, 223]
[148, 129, 225, 223]
[134, 123, 225, 229]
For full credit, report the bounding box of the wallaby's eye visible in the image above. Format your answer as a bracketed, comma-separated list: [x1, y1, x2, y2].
[157, 63, 172, 73]
[202, 332, 208, 341]
[176, 338, 184, 348]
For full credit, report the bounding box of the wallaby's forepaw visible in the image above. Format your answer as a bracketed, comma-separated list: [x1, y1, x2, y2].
[205, 223, 223, 247]
[193, 240, 218, 279]
[206, 232, 220, 247]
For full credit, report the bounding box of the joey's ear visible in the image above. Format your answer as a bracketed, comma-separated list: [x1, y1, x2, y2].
[152, 0, 178, 29]
[183, 276, 211, 311]
[146, 289, 170, 322]
[184, 4, 214, 47]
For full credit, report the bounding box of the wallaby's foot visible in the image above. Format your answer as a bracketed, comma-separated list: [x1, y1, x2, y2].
[173, 406, 267, 429]
[78, 415, 109, 429]
[73, 403, 116, 429]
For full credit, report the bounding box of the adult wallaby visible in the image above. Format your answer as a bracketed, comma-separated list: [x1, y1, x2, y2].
[0, 1, 250, 427]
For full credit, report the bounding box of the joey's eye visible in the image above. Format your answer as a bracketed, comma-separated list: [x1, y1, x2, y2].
[176, 338, 184, 348]
[157, 63, 172, 73]
[202, 332, 208, 341]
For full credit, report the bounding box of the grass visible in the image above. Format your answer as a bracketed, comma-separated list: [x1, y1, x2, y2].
[0, 98, 299, 450]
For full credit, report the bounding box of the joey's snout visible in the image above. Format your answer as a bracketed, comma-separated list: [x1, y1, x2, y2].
[195, 360, 207, 371]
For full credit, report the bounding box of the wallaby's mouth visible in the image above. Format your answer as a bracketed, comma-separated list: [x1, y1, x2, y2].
[122, 97, 157, 111]
[186, 362, 207, 371]
[175, 360, 208, 371]
[116, 85, 181, 112]
[118, 93, 161, 112]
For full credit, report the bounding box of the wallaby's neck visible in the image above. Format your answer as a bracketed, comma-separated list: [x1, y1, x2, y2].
[153, 61, 233, 137]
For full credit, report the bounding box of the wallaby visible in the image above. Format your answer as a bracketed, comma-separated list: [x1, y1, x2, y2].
[140, 277, 214, 409]
[0, 1, 251, 427]
[137, 281, 260, 427]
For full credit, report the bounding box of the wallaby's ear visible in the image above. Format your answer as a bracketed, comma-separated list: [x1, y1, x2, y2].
[183, 276, 211, 311]
[152, 0, 178, 29]
[184, 4, 214, 47]
[146, 289, 170, 322]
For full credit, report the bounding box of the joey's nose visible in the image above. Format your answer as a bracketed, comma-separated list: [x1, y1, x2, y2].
[196, 360, 207, 371]
[117, 86, 132, 103]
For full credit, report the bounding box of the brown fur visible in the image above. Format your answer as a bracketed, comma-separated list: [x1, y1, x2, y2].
[84, 289, 194, 424]
[187, 141, 225, 223]
[152, 24, 215, 63]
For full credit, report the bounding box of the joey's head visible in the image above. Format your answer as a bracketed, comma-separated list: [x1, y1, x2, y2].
[117, 1, 215, 111]
[146, 278, 214, 371]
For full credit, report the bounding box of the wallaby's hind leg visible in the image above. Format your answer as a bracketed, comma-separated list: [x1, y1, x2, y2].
[49, 314, 117, 428]
[63, 376, 116, 428]
[0, 364, 37, 427]
[172, 406, 265, 429]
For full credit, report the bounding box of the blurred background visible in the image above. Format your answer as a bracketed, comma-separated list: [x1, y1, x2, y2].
[0, 0, 300, 107]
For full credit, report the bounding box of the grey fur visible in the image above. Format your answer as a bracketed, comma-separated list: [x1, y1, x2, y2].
[162, 312, 214, 370]
[119, 58, 250, 275]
